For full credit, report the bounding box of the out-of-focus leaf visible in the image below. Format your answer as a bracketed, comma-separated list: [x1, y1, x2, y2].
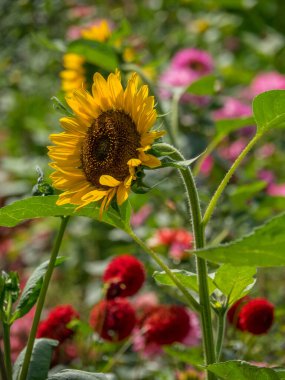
[68, 39, 118, 71]
[215, 117, 255, 138]
[186, 75, 219, 96]
[47, 370, 108, 379]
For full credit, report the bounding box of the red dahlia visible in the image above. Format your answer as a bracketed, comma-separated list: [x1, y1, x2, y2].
[103, 254, 145, 299]
[227, 296, 250, 329]
[37, 304, 79, 343]
[90, 298, 136, 342]
[142, 305, 190, 345]
[239, 298, 274, 335]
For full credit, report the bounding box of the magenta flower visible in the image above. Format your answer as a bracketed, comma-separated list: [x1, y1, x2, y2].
[159, 67, 198, 99]
[267, 183, 285, 197]
[258, 170, 276, 185]
[213, 97, 252, 120]
[250, 71, 285, 97]
[219, 138, 247, 162]
[200, 155, 214, 176]
[171, 48, 214, 75]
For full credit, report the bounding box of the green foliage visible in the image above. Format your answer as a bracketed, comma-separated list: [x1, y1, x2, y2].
[68, 39, 118, 71]
[253, 90, 285, 135]
[0, 196, 131, 233]
[207, 360, 285, 380]
[187, 75, 219, 96]
[213, 264, 256, 306]
[163, 344, 203, 366]
[13, 339, 58, 380]
[153, 269, 216, 294]
[47, 370, 108, 379]
[12, 257, 66, 322]
[215, 117, 255, 138]
[195, 213, 285, 266]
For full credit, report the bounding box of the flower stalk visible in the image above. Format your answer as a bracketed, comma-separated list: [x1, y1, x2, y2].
[19, 216, 70, 380]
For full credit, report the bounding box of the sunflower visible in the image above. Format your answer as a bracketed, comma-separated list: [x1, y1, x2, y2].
[49, 70, 164, 216]
[60, 20, 112, 95]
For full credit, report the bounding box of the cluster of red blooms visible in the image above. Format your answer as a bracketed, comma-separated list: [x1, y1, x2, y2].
[227, 296, 274, 335]
[37, 304, 79, 364]
[89, 255, 198, 350]
[90, 254, 145, 342]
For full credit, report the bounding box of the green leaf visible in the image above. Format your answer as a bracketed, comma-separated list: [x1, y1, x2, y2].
[207, 360, 281, 380]
[152, 143, 177, 157]
[253, 90, 285, 135]
[156, 156, 202, 170]
[229, 181, 267, 207]
[186, 75, 219, 96]
[68, 39, 118, 71]
[153, 270, 216, 294]
[163, 344, 203, 366]
[51, 97, 73, 117]
[195, 212, 285, 267]
[13, 338, 58, 380]
[47, 370, 108, 379]
[0, 196, 131, 233]
[12, 257, 66, 321]
[215, 116, 255, 138]
[214, 264, 256, 306]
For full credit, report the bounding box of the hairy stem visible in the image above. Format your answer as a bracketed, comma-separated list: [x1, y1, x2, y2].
[202, 133, 261, 227]
[156, 142, 216, 379]
[19, 216, 70, 380]
[215, 311, 226, 361]
[3, 323, 12, 380]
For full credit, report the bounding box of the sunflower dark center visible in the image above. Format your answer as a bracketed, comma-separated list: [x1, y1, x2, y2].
[80, 110, 141, 188]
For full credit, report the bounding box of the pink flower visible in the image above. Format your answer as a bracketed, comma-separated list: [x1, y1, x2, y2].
[267, 183, 285, 197]
[131, 204, 153, 228]
[256, 143, 276, 159]
[200, 155, 214, 176]
[159, 67, 199, 99]
[171, 48, 214, 75]
[149, 228, 193, 261]
[132, 292, 159, 320]
[250, 71, 285, 97]
[257, 170, 275, 185]
[213, 97, 252, 120]
[219, 138, 247, 162]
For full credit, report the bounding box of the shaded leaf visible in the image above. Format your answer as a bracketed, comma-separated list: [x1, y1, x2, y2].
[207, 360, 281, 380]
[154, 270, 216, 294]
[13, 339, 58, 380]
[68, 39, 118, 71]
[194, 213, 285, 267]
[214, 264, 256, 306]
[186, 75, 219, 96]
[12, 257, 66, 321]
[253, 90, 285, 135]
[0, 196, 131, 233]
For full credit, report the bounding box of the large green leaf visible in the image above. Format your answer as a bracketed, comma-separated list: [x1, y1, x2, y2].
[153, 269, 216, 294]
[253, 90, 285, 135]
[13, 339, 58, 380]
[194, 213, 285, 267]
[12, 257, 66, 321]
[207, 360, 283, 380]
[214, 264, 256, 306]
[47, 370, 108, 379]
[68, 39, 118, 71]
[0, 196, 131, 233]
[186, 75, 218, 96]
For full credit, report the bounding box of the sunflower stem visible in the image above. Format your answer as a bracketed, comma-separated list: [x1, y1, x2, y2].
[19, 216, 70, 380]
[129, 230, 200, 312]
[202, 133, 261, 227]
[215, 310, 227, 361]
[156, 142, 216, 380]
[121, 63, 176, 145]
[2, 322, 12, 380]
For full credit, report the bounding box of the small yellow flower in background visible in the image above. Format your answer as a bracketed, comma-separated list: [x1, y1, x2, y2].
[80, 19, 112, 42]
[60, 20, 112, 95]
[49, 70, 164, 216]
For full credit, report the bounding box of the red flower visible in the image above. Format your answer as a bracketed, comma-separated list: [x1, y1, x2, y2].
[103, 254, 145, 299]
[239, 298, 274, 335]
[37, 305, 79, 343]
[227, 296, 250, 329]
[142, 305, 190, 345]
[90, 298, 136, 342]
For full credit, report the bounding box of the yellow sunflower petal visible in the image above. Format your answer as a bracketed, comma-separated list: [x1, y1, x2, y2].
[127, 158, 141, 167]
[117, 183, 130, 205]
[139, 152, 161, 168]
[99, 175, 121, 187]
